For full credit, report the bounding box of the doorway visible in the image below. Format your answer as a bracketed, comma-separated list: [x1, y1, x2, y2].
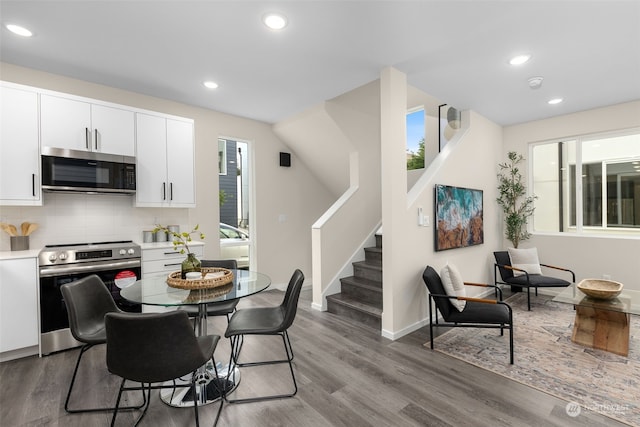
[218, 138, 252, 269]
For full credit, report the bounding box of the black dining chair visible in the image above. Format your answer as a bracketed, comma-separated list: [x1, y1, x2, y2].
[105, 311, 223, 427]
[224, 269, 305, 403]
[60, 274, 145, 414]
[180, 259, 240, 325]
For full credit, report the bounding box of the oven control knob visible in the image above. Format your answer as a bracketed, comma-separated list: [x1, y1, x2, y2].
[119, 249, 126, 255]
[127, 248, 135, 255]
[48, 253, 57, 262]
[59, 253, 68, 260]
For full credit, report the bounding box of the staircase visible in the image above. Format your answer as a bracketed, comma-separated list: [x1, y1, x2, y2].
[326, 234, 382, 330]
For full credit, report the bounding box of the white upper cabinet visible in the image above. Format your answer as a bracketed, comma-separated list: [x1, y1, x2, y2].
[166, 119, 196, 205]
[135, 113, 195, 207]
[41, 94, 135, 156]
[0, 83, 42, 206]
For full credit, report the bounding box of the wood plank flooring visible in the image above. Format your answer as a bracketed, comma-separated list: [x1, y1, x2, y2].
[0, 288, 628, 427]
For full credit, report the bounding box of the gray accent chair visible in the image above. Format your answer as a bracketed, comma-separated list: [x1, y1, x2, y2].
[493, 251, 575, 310]
[422, 266, 514, 364]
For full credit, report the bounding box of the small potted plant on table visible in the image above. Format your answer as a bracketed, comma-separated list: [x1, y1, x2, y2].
[153, 224, 205, 279]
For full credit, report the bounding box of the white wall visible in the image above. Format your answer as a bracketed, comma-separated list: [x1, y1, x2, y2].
[381, 68, 505, 339]
[0, 62, 333, 287]
[504, 101, 640, 290]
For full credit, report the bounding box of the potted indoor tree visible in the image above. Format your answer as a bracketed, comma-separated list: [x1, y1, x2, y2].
[496, 151, 537, 248]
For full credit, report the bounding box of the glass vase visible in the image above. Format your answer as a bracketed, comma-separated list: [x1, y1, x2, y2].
[181, 253, 201, 279]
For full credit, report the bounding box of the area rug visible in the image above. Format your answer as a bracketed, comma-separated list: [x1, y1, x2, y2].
[428, 293, 640, 426]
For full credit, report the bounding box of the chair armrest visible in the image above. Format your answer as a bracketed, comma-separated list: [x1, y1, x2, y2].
[540, 263, 576, 282]
[430, 293, 503, 304]
[458, 296, 499, 304]
[463, 281, 492, 287]
[463, 282, 504, 301]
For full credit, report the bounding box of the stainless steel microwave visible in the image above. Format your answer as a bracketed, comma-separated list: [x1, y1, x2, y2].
[41, 147, 136, 194]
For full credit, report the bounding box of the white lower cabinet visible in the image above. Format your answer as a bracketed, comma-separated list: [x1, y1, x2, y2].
[0, 258, 39, 357]
[140, 243, 204, 313]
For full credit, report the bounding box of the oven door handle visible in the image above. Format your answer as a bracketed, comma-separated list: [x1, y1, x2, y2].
[39, 259, 141, 277]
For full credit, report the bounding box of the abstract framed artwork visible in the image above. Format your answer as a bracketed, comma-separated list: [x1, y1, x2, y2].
[434, 184, 484, 251]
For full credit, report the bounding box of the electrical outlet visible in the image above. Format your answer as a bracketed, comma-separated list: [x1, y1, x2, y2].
[602, 274, 611, 280]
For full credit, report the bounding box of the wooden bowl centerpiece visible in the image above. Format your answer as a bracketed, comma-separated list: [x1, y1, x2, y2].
[577, 278, 624, 300]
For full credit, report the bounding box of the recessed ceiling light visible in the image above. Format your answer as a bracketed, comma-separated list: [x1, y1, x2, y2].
[263, 13, 287, 30]
[6, 24, 33, 37]
[509, 54, 531, 66]
[203, 81, 218, 89]
[548, 98, 563, 105]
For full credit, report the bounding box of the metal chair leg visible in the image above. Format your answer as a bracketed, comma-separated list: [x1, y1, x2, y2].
[225, 332, 298, 404]
[66, 344, 146, 413]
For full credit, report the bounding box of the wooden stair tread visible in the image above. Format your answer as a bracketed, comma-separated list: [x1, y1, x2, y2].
[340, 275, 382, 290]
[352, 260, 382, 271]
[326, 293, 382, 316]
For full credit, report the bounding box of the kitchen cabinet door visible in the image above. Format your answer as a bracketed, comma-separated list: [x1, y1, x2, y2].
[135, 113, 168, 205]
[135, 113, 195, 207]
[41, 94, 135, 156]
[0, 84, 42, 206]
[41, 94, 92, 151]
[91, 104, 135, 156]
[166, 119, 195, 206]
[0, 258, 39, 354]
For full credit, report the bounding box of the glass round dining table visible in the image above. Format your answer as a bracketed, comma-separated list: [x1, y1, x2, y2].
[120, 269, 271, 407]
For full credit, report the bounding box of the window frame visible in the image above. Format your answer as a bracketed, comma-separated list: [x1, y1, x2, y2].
[529, 127, 640, 237]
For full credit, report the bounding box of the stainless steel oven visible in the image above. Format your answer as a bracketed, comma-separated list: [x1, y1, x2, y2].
[38, 241, 142, 355]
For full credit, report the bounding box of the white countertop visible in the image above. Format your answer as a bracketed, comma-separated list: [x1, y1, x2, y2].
[0, 249, 40, 260]
[0, 241, 205, 261]
[138, 240, 204, 250]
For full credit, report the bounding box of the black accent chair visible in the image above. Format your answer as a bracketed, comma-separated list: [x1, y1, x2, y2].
[493, 251, 575, 311]
[180, 259, 240, 325]
[224, 269, 305, 403]
[105, 311, 223, 427]
[422, 266, 514, 364]
[60, 275, 145, 414]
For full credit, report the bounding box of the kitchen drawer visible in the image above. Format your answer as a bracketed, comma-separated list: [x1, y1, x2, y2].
[141, 244, 203, 277]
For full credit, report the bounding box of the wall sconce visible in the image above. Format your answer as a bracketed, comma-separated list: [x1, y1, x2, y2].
[447, 107, 461, 130]
[439, 104, 462, 152]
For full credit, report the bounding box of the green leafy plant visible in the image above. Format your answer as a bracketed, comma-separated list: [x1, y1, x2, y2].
[407, 138, 425, 170]
[152, 224, 205, 254]
[496, 151, 537, 248]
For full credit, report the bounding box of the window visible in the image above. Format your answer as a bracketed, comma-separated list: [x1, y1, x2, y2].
[531, 129, 640, 235]
[406, 108, 425, 170]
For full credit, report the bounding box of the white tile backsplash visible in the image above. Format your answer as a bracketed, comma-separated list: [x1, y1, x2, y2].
[0, 193, 190, 251]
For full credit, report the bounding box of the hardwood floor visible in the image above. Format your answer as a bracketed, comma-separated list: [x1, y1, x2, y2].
[0, 288, 627, 427]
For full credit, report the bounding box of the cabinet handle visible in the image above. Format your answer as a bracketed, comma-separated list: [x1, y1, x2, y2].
[162, 182, 166, 200]
[85, 127, 90, 149]
[32, 174, 36, 197]
[170, 183, 173, 200]
[94, 129, 98, 151]
[164, 263, 182, 267]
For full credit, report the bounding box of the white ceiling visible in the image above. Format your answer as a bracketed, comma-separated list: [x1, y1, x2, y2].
[1, 1, 639, 126]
